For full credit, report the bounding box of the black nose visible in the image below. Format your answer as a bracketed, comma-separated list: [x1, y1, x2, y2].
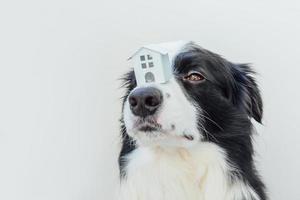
[128, 87, 163, 117]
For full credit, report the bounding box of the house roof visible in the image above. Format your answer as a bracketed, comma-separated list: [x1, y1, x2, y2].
[128, 40, 189, 60]
[129, 46, 168, 60]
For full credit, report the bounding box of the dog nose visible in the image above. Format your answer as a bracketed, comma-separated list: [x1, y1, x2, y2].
[128, 87, 163, 117]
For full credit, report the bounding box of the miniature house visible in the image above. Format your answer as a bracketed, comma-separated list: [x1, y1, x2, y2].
[130, 44, 173, 86]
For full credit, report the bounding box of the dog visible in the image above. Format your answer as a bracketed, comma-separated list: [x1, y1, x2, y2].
[117, 42, 266, 200]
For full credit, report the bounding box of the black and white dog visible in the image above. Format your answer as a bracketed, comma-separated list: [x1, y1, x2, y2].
[118, 42, 266, 200]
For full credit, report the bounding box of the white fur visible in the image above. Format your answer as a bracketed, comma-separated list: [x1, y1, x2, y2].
[117, 143, 260, 200]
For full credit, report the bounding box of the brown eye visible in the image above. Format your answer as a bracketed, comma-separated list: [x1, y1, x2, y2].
[184, 72, 205, 82]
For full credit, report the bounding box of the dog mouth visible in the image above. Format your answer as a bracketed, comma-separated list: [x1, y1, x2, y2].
[134, 117, 162, 132]
[133, 117, 195, 141]
[182, 134, 194, 141]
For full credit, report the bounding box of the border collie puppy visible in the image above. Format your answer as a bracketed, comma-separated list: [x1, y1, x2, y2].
[118, 42, 266, 200]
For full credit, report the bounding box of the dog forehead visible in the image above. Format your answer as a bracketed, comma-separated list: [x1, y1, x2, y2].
[156, 40, 190, 62]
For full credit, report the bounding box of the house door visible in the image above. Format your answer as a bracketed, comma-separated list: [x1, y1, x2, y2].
[145, 72, 155, 83]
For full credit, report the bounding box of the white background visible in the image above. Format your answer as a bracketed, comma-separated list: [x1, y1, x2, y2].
[0, 0, 299, 200]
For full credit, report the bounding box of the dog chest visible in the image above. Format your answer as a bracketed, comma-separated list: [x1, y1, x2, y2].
[118, 144, 231, 200]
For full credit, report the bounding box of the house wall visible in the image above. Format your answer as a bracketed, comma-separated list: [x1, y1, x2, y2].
[162, 54, 172, 81]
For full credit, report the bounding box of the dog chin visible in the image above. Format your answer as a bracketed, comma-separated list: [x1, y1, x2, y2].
[131, 128, 199, 148]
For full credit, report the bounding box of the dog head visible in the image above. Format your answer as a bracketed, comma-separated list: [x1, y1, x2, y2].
[121, 42, 262, 148]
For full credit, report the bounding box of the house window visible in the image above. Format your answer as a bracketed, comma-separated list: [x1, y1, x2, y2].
[140, 54, 154, 69]
[145, 72, 155, 83]
[148, 62, 154, 68]
[140, 55, 145, 61]
[141, 63, 147, 68]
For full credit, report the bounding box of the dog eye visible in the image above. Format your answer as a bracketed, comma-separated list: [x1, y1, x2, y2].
[184, 72, 205, 82]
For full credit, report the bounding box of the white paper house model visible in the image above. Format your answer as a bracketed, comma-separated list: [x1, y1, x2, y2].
[130, 45, 173, 86]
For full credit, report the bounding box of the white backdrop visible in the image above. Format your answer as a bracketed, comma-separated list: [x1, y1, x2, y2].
[0, 0, 299, 200]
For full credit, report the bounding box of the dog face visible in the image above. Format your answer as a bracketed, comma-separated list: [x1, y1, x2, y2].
[122, 42, 262, 148]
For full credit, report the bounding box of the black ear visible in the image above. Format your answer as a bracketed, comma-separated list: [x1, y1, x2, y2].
[231, 64, 263, 123]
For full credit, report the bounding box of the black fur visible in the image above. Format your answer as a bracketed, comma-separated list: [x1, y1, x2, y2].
[119, 43, 266, 199]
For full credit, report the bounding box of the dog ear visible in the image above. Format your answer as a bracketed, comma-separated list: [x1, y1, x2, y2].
[231, 64, 263, 123]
